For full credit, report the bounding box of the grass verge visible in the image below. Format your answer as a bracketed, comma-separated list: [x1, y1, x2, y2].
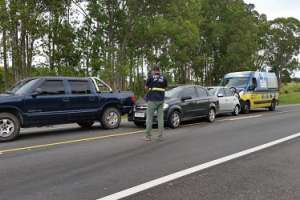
[279, 83, 300, 105]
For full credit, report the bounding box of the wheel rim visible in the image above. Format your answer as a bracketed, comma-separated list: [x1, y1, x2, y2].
[0, 119, 15, 138]
[105, 111, 119, 127]
[172, 112, 180, 127]
[209, 109, 215, 121]
[235, 106, 239, 115]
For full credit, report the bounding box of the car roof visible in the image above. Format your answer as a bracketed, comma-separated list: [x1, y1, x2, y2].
[27, 76, 90, 81]
[175, 85, 206, 89]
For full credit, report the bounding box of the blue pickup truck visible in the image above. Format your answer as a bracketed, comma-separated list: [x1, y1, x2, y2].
[0, 77, 136, 141]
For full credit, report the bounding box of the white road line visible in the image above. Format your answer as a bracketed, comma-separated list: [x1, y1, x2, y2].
[218, 114, 262, 122]
[277, 104, 300, 108]
[97, 132, 300, 200]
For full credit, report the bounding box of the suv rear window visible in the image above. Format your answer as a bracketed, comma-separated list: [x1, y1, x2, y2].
[69, 80, 92, 95]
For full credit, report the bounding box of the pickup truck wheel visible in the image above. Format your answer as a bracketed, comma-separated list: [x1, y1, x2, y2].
[0, 113, 20, 142]
[77, 122, 94, 129]
[101, 107, 121, 129]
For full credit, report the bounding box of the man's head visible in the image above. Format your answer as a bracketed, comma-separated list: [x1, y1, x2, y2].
[152, 66, 160, 75]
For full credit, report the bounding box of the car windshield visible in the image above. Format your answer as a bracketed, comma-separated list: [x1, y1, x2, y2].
[6, 79, 39, 95]
[221, 77, 249, 89]
[207, 87, 218, 96]
[165, 87, 182, 98]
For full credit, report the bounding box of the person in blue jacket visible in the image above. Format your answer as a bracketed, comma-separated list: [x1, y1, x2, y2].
[144, 66, 168, 141]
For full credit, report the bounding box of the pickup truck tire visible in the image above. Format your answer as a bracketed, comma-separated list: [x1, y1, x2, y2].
[0, 113, 20, 142]
[101, 107, 121, 129]
[77, 121, 94, 129]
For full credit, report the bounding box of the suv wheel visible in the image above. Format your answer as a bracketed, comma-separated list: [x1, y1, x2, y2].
[232, 105, 240, 116]
[207, 108, 216, 123]
[168, 111, 181, 129]
[77, 121, 94, 129]
[0, 113, 20, 142]
[101, 107, 121, 129]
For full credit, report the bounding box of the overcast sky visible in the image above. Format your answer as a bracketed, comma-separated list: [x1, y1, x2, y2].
[244, 0, 300, 20]
[244, 0, 300, 77]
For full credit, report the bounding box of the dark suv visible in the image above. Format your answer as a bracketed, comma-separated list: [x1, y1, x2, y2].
[0, 77, 135, 141]
[128, 85, 219, 128]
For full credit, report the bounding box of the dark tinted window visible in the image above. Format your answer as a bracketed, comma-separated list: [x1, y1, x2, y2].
[181, 87, 197, 98]
[39, 80, 65, 95]
[197, 87, 208, 97]
[224, 88, 234, 96]
[69, 80, 91, 95]
[11, 79, 40, 95]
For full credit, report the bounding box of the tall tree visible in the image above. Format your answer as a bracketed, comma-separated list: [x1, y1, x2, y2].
[264, 17, 300, 85]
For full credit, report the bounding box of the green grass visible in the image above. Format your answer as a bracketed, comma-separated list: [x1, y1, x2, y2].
[279, 83, 300, 105]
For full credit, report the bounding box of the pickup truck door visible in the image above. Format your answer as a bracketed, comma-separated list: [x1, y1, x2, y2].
[24, 79, 69, 125]
[66, 80, 99, 121]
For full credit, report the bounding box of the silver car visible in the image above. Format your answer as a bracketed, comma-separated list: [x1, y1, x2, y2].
[207, 87, 240, 116]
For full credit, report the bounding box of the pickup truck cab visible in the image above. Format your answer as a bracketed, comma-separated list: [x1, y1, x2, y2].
[0, 77, 136, 141]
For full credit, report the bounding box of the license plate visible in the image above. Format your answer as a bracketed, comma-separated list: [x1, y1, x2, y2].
[135, 112, 145, 118]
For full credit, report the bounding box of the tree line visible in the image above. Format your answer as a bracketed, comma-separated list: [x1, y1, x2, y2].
[1, 0, 300, 94]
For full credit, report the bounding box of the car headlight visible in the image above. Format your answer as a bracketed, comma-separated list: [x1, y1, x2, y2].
[163, 103, 169, 110]
[239, 91, 245, 96]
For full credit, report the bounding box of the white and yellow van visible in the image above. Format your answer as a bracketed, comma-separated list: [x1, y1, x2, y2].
[222, 71, 279, 113]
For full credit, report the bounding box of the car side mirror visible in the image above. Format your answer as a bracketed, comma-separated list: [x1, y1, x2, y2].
[217, 93, 224, 98]
[181, 96, 192, 101]
[32, 88, 42, 97]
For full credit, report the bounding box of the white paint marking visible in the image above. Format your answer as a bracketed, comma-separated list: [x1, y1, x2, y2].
[97, 132, 300, 200]
[277, 111, 290, 114]
[277, 104, 300, 108]
[218, 114, 262, 122]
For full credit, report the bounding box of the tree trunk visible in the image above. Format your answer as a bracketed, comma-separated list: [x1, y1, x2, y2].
[2, 30, 9, 89]
[20, 22, 26, 79]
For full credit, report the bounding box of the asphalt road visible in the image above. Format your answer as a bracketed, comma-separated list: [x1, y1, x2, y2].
[1, 104, 300, 200]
